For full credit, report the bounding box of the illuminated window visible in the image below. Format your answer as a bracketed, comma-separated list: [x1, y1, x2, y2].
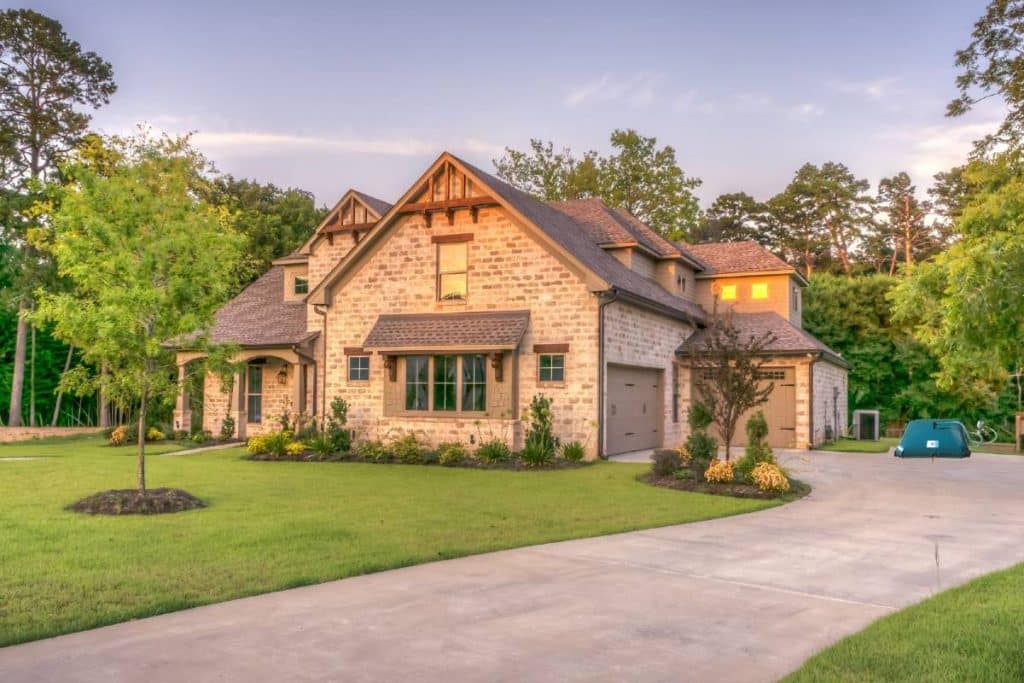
[437, 243, 467, 301]
[752, 282, 768, 299]
[720, 284, 737, 301]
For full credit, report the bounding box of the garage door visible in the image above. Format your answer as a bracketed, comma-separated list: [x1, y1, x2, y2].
[606, 365, 663, 455]
[695, 367, 796, 449]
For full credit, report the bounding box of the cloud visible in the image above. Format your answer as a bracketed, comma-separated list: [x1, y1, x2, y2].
[788, 102, 825, 120]
[190, 131, 437, 157]
[563, 73, 663, 109]
[829, 77, 901, 101]
[879, 118, 1001, 179]
[671, 90, 717, 114]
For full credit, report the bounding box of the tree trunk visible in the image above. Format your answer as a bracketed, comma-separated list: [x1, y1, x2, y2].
[903, 195, 913, 272]
[51, 345, 75, 427]
[98, 363, 110, 428]
[29, 322, 36, 427]
[137, 385, 147, 495]
[7, 302, 29, 427]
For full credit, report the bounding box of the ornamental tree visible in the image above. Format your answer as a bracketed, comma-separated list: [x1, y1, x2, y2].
[32, 134, 243, 494]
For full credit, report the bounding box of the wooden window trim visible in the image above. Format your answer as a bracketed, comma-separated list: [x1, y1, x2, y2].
[533, 343, 569, 354]
[430, 233, 474, 244]
[394, 355, 491, 417]
[343, 346, 366, 355]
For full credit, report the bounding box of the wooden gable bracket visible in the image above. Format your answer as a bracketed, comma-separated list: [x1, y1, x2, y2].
[470, 206, 479, 224]
[446, 208, 456, 226]
[423, 210, 433, 228]
[490, 352, 504, 382]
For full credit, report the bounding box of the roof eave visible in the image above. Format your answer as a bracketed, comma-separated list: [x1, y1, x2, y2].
[612, 288, 704, 326]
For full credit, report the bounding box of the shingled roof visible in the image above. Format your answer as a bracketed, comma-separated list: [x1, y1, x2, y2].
[363, 310, 530, 350]
[676, 311, 848, 367]
[683, 241, 794, 277]
[548, 198, 681, 259]
[189, 266, 315, 347]
[457, 158, 706, 324]
[351, 190, 392, 218]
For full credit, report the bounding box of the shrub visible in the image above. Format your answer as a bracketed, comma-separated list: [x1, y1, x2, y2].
[173, 429, 189, 441]
[261, 431, 292, 459]
[285, 441, 306, 457]
[561, 440, 586, 462]
[392, 433, 425, 464]
[220, 416, 236, 441]
[522, 395, 558, 465]
[246, 435, 268, 455]
[421, 449, 440, 465]
[476, 439, 511, 463]
[109, 425, 128, 446]
[751, 462, 790, 493]
[145, 427, 165, 442]
[190, 430, 212, 444]
[674, 468, 695, 480]
[306, 432, 337, 460]
[438, 441, 469, 466]
[327, 397, 351, 452]
[734, 411, 776, 483]
[125, 423, 139, 444]
[704, 458, 735, 484]
[685, 401, 718, 473]
[651, 448, 683, 476]
[356, 439, 389, 462]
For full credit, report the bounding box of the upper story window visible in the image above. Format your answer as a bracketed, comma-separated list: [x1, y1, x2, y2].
[437, 242, 467, 301]
[751, 282, 768, 299]
[720, 284, 737, 301]
[293, 276, 309, 295]
[676, 274, 686, 294]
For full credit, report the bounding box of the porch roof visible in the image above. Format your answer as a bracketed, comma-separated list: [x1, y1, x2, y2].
[363, 310, 530, 351]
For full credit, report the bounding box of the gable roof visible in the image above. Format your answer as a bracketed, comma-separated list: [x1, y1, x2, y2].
[683, 241, 800, 280]
[547, 198, 680, 259]
[181, 266, 316, 348]
[310, 152, 706, 325]
[287, 188, 393, 260]
[676, 311, 848, 367]
[363, 310, 530, 350]
[351, 190, 392, 218]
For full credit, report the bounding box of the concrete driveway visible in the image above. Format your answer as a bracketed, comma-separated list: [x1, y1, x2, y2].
[3, 451, 1023, 682]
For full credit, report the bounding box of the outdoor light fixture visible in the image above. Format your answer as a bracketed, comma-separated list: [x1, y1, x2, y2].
[276, 366, 288, 385]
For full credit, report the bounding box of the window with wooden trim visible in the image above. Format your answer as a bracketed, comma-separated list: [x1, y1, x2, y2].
[437, 242, 467, 301]
[756, 369, 787, 380]
[246, 365, 263, 423]
[538, 354, 565, 382]
[294, 276, 309, 295]
[405, 355, 429, 410]
[720, 284, 737, 301]
[348, 355, 369, 381]
[751, 282, 768, 299]
[433, 355, 457, 411]
[461, 354, 487, 411]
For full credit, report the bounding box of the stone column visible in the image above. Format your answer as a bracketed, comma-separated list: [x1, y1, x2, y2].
[173, 363, 191, 433]
[292, 362, 304, 417]
[232, 368, 247, 440]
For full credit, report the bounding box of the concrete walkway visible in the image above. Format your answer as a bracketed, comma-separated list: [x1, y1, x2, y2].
[3, 451, 1023, 682]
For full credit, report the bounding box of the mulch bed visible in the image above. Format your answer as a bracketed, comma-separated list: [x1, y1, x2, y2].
[641, 472, 811, 500]
[67, 488, 206, 515]
[245, 452, 589, 470]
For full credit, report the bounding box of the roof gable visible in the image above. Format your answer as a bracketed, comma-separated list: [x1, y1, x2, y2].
[292, 188, 392, 257]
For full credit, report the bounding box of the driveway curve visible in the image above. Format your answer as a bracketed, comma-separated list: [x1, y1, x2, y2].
[2, 451, 1023, 682]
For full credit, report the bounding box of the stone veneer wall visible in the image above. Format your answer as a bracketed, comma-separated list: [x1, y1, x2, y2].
[812, 359, 848, 445]
[323, 205, 601, 457]
[201, 359, 296, 438]
[602, 301, 694, 449]
[0, 427, 102, 443]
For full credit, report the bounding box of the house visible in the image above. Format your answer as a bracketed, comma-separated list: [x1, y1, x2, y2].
[173, 152, 847, 457]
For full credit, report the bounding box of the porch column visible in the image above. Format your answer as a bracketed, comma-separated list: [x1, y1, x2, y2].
[232, 368, 247, 440]
[173, 363, 191, 433]
[292, 362, 304, 416]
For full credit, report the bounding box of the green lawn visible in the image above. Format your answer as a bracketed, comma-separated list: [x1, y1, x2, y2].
[816, 437, 898, 453]
[786, 562, 1024, 682]
[0, 436, 776, 647]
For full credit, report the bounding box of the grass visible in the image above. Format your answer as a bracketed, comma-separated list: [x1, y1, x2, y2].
[785, 562, 1024, 682]
[816, 437, 898, 453]
[0, 435, 777, 647]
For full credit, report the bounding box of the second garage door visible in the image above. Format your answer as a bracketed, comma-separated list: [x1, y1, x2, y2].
[606, 365, 663, 455]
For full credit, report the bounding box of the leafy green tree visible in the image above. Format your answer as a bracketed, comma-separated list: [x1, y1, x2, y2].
[494, 129, 702, 240]
[890, 156, 1024, 409]
[203, 176, 326, 289]
[868, 172, 933, 275]
[32, 134, 243, 493]
[0, 8, 116, 426]
[764, 186, 829, 276]
[691, 192, 773, 245]
[948, 0, 1024, 150]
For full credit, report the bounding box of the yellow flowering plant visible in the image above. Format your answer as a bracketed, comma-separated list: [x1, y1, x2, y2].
[751, 462, 790, 493]
[704, 458, 734, 483]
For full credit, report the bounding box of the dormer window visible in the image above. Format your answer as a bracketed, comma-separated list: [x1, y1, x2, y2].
[720, 284, 737, 301]
[294, 277, 309, 295]
[437, 242, 468, 301]
[676, 274, 686, 293]
[751, 282, 768, 299]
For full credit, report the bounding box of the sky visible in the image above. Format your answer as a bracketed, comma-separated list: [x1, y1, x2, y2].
[18, 0, 1004, 208]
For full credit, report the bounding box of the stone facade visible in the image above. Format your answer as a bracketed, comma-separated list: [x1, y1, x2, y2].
[0, 427, 102, 443]
[323, 204, 602, 456]
[812, 359, 849, 445]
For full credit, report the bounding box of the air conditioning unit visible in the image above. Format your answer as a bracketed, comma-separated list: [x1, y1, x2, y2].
[852, 410, 880, 441]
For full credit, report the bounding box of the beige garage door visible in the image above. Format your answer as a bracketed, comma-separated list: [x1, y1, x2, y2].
[696, 366, 796, 449]
[606, 365, 663, 455]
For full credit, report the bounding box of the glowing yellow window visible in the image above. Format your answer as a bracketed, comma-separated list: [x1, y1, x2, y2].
[720, 284, 737, 301]
[751, 282, 769, 299]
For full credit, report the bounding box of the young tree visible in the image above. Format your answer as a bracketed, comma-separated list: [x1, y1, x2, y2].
[0, 9, 116, 426]
[688, 302, 777, 459]
[32, 134, 243, 494]
[494, 129, 702, 240]
[871, 172, 933, 275]
[691, 192, 773, 245]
